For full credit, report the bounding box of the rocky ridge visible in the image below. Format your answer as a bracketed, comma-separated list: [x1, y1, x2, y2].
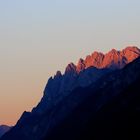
[32, 46, 140, 114]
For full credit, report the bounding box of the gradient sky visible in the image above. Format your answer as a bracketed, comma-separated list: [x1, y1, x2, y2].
[0, 0, 140, 125]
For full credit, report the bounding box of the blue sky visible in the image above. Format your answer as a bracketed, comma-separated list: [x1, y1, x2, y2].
[0, 0, 140, 125]
[0, 1, 140, 59]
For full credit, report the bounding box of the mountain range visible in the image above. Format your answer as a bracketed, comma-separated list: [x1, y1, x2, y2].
[1, 46, 140, 140]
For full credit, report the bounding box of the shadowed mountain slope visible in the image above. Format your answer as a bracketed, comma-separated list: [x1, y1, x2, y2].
[43, 57, 140, 140]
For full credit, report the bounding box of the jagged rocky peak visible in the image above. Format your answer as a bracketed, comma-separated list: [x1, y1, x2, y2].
[77, 51, 104, 70]
[91, 51, 104, 67]
[84, 55, 93, 68]
[110, 48, 119, 53]
[64, 46, 140, 74]
[122, 46, 140, 55]
[104, 48, 121, 57]
[8, 47, 140, 114]
[91, 51, 104, 58]
[102, 46, 140, 68]
[76, 58, 85, 73]
[80, 46, 140, 70]
[123, 46, 140, 52]
[102, 48, 121, 68]
[54, 71, 62, 78]
[45, 46, 140, 87]
[65, 63, 77, 74]
[122, 46, 140, 62]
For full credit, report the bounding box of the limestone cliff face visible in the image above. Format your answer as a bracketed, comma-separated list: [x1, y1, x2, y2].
[77, 46, 140, 70]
